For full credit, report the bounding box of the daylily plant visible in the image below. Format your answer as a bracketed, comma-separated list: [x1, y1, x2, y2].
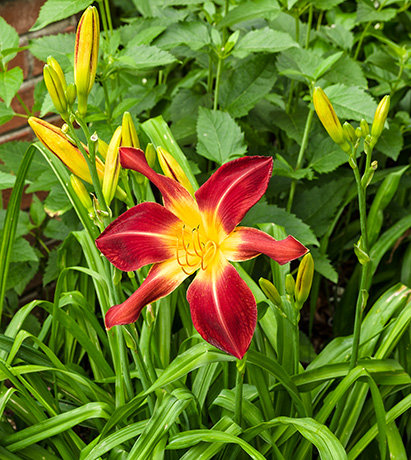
[96, 148, 308, 358]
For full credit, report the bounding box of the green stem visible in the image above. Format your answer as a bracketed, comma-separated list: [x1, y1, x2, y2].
[213, 57, 223, 111]
[102, 80, 112, 124]
[104, 0, 113, 33]
[287, 107, 314, 212]
[349, 162, 370, 369]
[305, 4, 313, 49]
[72, 118, 110, 218]
[97, 0, 109, 35]
[234, 361, 244, 426]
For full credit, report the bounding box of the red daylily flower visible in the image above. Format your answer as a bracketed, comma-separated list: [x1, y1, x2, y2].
[96, 148, 308, 358]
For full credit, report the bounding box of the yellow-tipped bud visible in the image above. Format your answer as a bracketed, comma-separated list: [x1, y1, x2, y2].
[360, 119, 369, 137]
[46, 56, 67, 90]
[121, 112, 140, 148]
[70, 175, 93, 212]
[102, 126, 122, 205]
[98, 139, 109, 160]
[259, 278, 282, 307]
[28, 117, 104, 184]
[145, 143, 156, 169]
[65, 83, 77, 106]
[313, 87, 351, 153]
[74, 6, 100, 117]
[157, 146, 195, 195]
[43, 64, 68, 117]
[285, 274, 296, 297]
[295, 253, 314, 308]
[343, 122, 356, 144]
[371, 95, 390, 141]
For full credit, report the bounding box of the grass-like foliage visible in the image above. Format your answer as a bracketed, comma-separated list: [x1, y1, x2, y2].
[0, 0, 410, 458]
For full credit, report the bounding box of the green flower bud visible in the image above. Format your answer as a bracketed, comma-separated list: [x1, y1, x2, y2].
[259, 278, 282, 307]
[371, 95, 390, 140]
[285, 274, 295, 297]
[360, 119, 369, 137]
[65, 83, 77, 106]
[343, 122, 356, 144]
[70, 175, 93, 212]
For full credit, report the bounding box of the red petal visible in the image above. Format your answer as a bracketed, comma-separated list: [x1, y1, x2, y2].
[195, 156, 273, 240]
[221, 227, 308, 265]
[105, 258, 188, 328]
[96, 202, 182, 271]
[187, 254, 257, 359]
[120, 147, 201, 228]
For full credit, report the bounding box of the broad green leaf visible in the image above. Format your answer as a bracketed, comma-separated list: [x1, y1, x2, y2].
[324, 84, 377, 123]
[314, 51, 343, 80]
[43, 185, 72, 217]
[219, 0, 280, 28]
[0, 102, 14, 125]
[0, 210, 32, 239]
[6, 261, 39, 294]
[309, 136, 348, 173]
[242, 203, 319, 246]
[310, 248, 338, 283]
[0, 171, 16, 190]
[219, 56, 276, 118]
[43, 249, 59, 285]
[196, 107, 246, 164]
[29, 33, 75, 71]
[321, 24, 354, 51]
[324, 55, 367, 88]
[31, 0, 94, 31]
[120, 44, 176, 69]
[271, 105, 308, 145]
[8, 238, 38, 264]
[155, 21, 210, 51]
[314, 0, 345, 9]
[276, 47, 322, 82]
[0, 18, 19, 64]
[119, 20, 167, 47]
[273, 154, 313, 180]
[233, 28, 297, 58]
[0, 67, 23, 107]
[376, 123, 403, 160]
[355, 2, 397, 24]
[293, 176, 352, 237]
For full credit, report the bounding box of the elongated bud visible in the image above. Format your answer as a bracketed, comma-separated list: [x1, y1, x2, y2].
[295, 253, 314, 308]
[224, 30, 240, 55]
[313, 87, 351, 153]
[43, 64, 68, 117]
[343, 122, 356, 144]
[74, 6, 100, 117]
[360, 119, 369, 137]
[102, 126, 122, 205]
[46, 56, 67, 90]
[28, 117, 104, 184]
[371, 95, 390, 141]
[121, 112, 140, 148]
[157, 146, 195, 195]
[259, 278, 282, 307]
[285, 274, 295, 297]
[70, 175, 93, 212]
[355, 127, 363, 138]
[145, 143, 156, 168]
[98, 139, 109, 160]
[65, 83, 76, 106]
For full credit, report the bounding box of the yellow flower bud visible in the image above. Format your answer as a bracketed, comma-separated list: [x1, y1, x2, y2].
[313, 87, 351, 153]
[121, 112, 140, 148]
[259, 278, 282, 307]
[285, 274, 295, 297]
[371, 95, 390, 141]
[98, 139, 109, 160]
[46, 56, 67, 90]
[43, 64, 68, 117]
[74, 6, 100, 117]
[70, 175, 93, 212]
[102, 126, 122, 205]
[28, 117, 104, 184]
[157, 146, 195, 195]
[65, 83, 77, 106]
[295, 253, 314, 308]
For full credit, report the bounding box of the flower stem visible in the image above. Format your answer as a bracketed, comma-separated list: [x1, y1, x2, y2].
[349, 159, 370, 369]
[213, 57, 223, 111]
[234, 358, 245, 426]
[287, 107, 314, 212]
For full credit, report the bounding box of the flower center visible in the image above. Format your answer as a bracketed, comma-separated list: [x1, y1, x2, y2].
[176, 225, 217, 275]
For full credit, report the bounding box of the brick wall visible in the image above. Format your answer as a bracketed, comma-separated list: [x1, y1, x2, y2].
[0, 0, 76, 144]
